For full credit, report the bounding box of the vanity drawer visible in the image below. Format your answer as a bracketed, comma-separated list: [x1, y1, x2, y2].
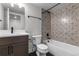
[0, 37, 12, 45]
[11, 35, 28, 43]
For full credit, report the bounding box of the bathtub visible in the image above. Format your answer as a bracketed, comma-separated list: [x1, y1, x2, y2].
[45, 40, 79, 56]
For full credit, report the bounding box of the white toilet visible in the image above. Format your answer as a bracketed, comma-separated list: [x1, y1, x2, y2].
[32, 35, 48, 56]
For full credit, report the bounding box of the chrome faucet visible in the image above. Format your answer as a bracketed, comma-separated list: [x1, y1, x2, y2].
[11, 27, 13, 34]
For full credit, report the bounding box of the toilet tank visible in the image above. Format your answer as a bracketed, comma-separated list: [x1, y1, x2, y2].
[32, 35, 42, 45]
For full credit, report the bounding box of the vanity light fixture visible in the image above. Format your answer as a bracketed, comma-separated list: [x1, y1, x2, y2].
[16, 3, 24, 8]
[10, 3, 24, 8]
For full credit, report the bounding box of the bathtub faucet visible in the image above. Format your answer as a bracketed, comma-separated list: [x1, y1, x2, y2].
[46, 33, 51, 43]
[46, 33, 51, 39]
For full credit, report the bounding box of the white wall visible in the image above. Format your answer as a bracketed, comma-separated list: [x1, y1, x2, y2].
[21, 15, 25, 29]
[0, 4, 4, 30]
[25, 4, 41, 36]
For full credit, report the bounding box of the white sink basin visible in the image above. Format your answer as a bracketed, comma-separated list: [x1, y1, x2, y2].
[0, 30, 29, 38]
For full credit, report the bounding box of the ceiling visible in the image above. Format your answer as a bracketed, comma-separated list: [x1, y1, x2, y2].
[30, 3, 57, 10]
[2, 3, 25, 14]
[2, 3, 59, 14]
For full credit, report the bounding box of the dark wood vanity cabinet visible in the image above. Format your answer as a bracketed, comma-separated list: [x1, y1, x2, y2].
[0, 35, 28, 56]
[13, 42, 27, 56]
[0, 45, 8, 56]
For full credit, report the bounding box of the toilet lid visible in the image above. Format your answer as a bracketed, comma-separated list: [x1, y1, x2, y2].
[37, 44, 48, 50]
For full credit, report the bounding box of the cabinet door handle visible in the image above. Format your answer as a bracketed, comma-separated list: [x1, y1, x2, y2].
[8, 45, 13, 55]
[8, 46, 9, 55]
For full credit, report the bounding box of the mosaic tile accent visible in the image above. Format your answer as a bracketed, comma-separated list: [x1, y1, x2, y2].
[51, 3, 79, 46]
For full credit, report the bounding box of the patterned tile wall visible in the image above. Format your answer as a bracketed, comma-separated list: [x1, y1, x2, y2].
[51, 3, 79, 46]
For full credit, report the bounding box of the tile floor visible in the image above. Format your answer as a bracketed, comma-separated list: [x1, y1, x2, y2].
[29, 51, 54, 56]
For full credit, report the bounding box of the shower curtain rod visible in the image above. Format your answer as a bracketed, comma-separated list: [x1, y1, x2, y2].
[42, 3, 61, 13]
[28, 16, 41, 20]
[47, 3, 61, 11]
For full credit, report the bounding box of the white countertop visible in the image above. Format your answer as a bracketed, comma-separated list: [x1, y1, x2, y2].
[0, 33, 29, 38]
[0, 30, 29, 38]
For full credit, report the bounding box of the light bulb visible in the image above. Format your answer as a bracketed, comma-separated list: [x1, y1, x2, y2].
[16, 3, 24, 8]
[10, 3, 24, 8]
[10, 3, 14, 7]
[14, 16, 16, 19]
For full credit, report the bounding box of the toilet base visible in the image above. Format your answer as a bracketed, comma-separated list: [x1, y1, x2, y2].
[36, 51, 46, 56]
[29, 51, 53, 56]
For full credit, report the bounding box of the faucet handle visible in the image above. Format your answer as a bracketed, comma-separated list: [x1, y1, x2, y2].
[48, 40, 49, 42]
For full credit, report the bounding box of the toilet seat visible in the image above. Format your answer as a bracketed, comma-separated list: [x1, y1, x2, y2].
[37, 44, 48, 49]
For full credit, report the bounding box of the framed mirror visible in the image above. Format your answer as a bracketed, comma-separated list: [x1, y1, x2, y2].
[0, 3, 25, 30]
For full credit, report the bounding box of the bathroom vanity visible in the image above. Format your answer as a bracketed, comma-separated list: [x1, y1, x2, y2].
[0, 3, 29, 56]
[0, 33, 29, 56]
